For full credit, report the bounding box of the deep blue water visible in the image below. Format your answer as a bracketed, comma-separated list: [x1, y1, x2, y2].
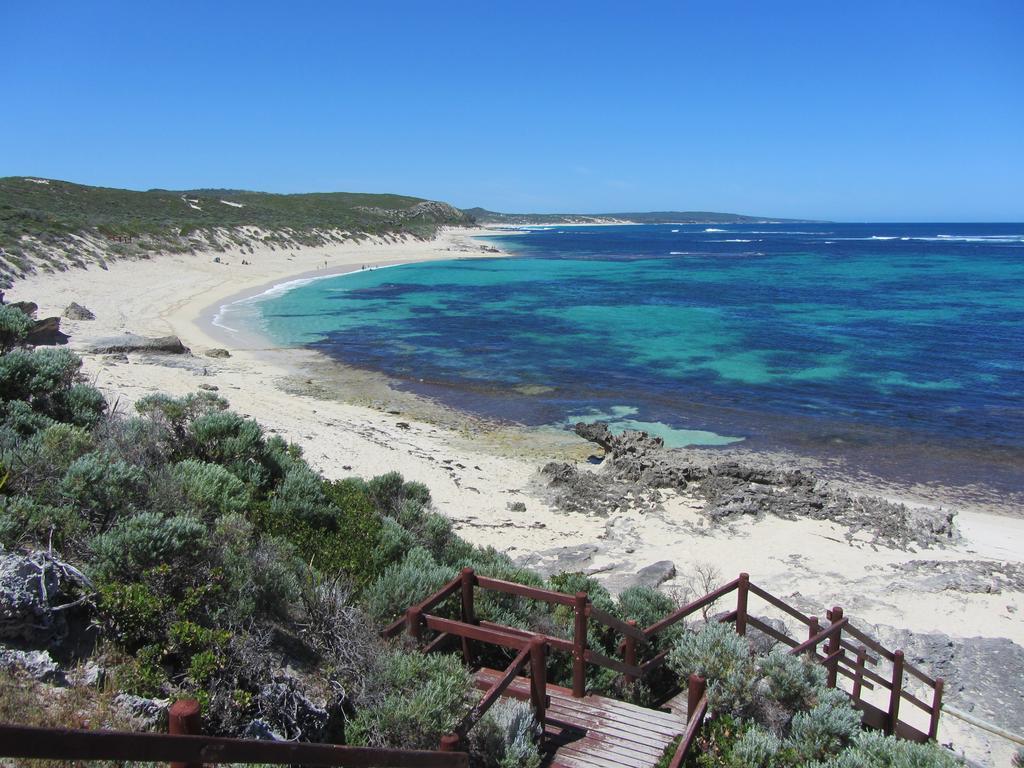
[231, 223, 1024, 496]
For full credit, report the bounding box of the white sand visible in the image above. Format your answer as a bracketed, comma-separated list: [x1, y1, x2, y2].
[9, 229, 1022, 763]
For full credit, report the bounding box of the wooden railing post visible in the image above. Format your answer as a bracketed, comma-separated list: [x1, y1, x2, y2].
[806, 616, 820, 660]
[928, 677, 944, 741]
[736, 573, 749, 636]
[852, 645, 867, 704]
[407, 606, 423, 642]
[460, 567, 477, 664]
[624, 619, 638, 687]
[439, 733, 461, 752]
[824, 606, 844, 688]
[572, 592, 588, 698]
[168, 699, 202, 768]
[887, 649, 905, 736]
[529, 637, 548, 736]
[687, 674, 706, 723]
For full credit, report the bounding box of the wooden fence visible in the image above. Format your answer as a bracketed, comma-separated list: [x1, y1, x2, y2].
[385, 569, 945, 762]
[0, 569, 944, 767]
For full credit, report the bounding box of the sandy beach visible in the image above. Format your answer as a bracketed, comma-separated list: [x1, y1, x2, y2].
[9, 230, 1023, 764]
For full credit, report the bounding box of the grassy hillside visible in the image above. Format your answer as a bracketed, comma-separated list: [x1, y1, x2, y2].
[463, 207, 814, 225]
[0, 177, 472, 284]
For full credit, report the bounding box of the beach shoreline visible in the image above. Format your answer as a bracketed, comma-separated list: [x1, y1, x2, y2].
[8, 227, 1024, 761]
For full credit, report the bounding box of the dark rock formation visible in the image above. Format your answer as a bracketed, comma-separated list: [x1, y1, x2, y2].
[63, 302, 96, 320]
[8, 301, 37, 317]
[205, 348, 231, 358]
[25, 317, 69, 346]
[90, 333, 190, 355]
[556, 421, 958, 550]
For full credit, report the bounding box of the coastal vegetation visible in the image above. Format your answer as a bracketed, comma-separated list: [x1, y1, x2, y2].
[0, 299, 961, 767]
[0, 177, 471, 285]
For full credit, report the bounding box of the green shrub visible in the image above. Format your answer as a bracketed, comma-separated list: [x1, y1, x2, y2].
[90, 512, 207, 582]
[616, 584, 676, 629]
[173, 459, 251, 519]
[667, 622, 757, 718]
[188, 410, 276, 487]
[135, 391, 228, 442]
[0, 305, 33, 351]
[0, 348, 102, 428]
[760, 648, 825, 711]
[346, 650, 474, 750]
[0, 496, 86, 550]
[820, 728, 962, 767]
[467, 699, 542, 768]
[365, 471, 406, 514]
[364, 547, 456, 623]
[60, 452, 147, 530]
[787, 688, 862, 762]
[729, 726, 783, 768]
[1014, 748, 1024, 768]
[96, 581, 167, 649]
[372, 515, 415, 570]
[59, 383, 106, 427]
[212, 514, 302, 621]
[112, 643, 167, 697]
[268, 465, 332, 527]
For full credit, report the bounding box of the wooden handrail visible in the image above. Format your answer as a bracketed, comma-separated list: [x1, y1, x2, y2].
[423, 615, 532, 651]
[382, 575, 463, 638]
[590, 606, 649, 642]
[788, 617, 848, 657]
[0, 723, 468, 767]
[746, 581, 815, 626]
[475, 575, 577, 606]
[644, 578, 741, 638]
[458, 645, 532, 735]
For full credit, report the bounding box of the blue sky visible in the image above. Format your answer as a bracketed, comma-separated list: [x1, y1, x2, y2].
[2, 1, 1022, 220]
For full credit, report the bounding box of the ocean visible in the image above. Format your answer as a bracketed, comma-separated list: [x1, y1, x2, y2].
[228, 223, 1024, 501]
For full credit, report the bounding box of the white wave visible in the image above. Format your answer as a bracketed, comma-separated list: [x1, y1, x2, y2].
[704, 228, 726, 232]
[670, 229, 679, 232]
[715, 238, 756, 243]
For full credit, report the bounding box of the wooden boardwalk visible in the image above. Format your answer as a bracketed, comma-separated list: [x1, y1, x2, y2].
[475, 668, 687, 768]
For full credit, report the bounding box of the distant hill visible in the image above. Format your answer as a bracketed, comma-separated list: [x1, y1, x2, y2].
[463, 207, 815, 225]
[0, 177, 470, 285]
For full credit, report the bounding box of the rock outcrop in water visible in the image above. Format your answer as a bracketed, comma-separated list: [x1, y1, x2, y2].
[540, 421, 957, 550]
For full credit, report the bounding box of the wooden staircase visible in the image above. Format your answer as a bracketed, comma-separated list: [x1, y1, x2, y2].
[475, 669, 687, 768]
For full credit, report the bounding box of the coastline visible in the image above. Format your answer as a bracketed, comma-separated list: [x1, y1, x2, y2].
[8, 227, 1024, 762]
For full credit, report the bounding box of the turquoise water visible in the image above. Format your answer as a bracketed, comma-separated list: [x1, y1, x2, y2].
[226, 223, 1024, 495]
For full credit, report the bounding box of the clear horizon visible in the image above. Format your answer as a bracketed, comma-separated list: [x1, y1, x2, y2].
[3, 1, 1022, 221]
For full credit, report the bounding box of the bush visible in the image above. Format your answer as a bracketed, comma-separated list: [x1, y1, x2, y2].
[95, 581, 167, 649]
[0, 348, 103, 428]
[822, 729, 963, 767]
[364, 547, 456, 624]
[346, 650, 474, 750]
[0, 305, 33, 351]
[135, 391, 227, 443]
[212, 514, 302, 621]
[787, 688, 862, 762]
[0, 496, 87, 550]
[668, 622, 758, 718]
[90, 512, 207, 583]
[60, 452, 147, 531]
[173, 459, 251, 519]
[728, 726, 783, 768]
[467, 699, 542, 768]
[759, 648, 825, 712]
[188, 410, 274, 488]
